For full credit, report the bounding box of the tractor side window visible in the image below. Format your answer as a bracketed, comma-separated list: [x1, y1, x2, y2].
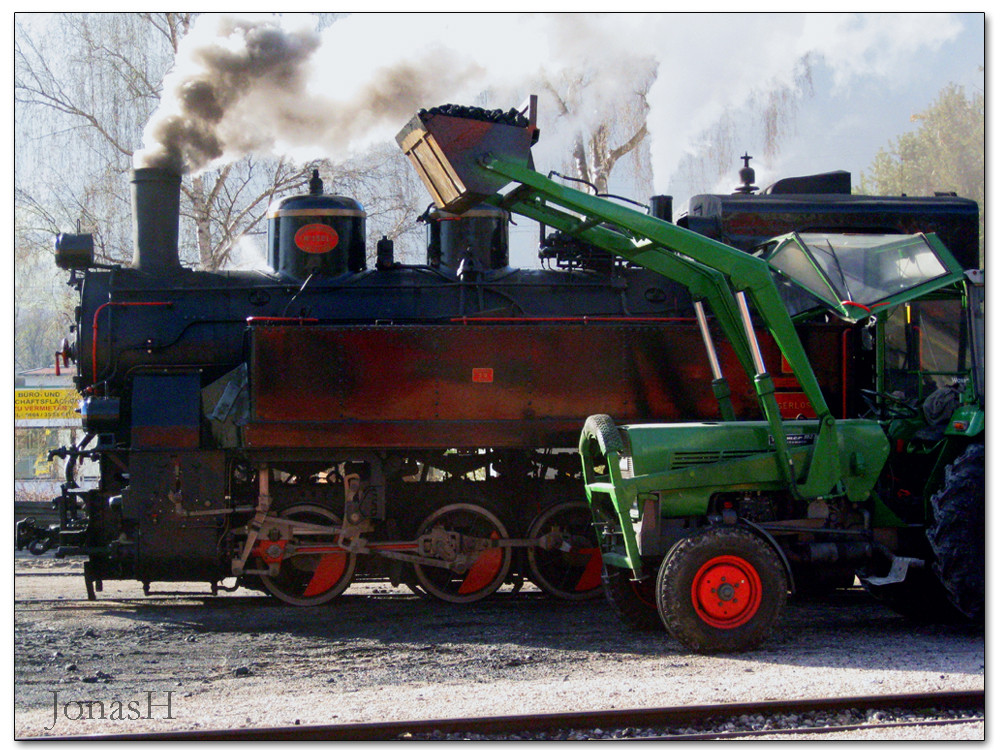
[884, 306, 911, 376]
[914, 299, 968, 390]
[884, 299, 967, 403]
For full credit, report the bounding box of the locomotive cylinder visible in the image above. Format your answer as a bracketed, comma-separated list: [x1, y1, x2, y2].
[131, 167, 182, 276]
[80, 396, 120, 433]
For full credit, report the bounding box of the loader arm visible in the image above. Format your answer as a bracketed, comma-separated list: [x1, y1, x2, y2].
[477, 156, 840, 497]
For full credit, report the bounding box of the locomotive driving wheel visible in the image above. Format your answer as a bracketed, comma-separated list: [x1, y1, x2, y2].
[258, 504, 357, 606]
[656, 527, 787, 653]
[526, 501, 603, 600]
[412, 503, 512, 603]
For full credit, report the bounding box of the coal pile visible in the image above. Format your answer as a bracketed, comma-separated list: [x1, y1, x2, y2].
[419, 104, 530, 127]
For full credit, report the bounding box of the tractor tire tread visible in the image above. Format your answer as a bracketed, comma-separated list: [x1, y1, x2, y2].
[926, 443, 985, 621]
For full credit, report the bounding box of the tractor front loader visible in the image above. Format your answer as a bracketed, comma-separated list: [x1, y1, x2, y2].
[397, 99, 984, 652]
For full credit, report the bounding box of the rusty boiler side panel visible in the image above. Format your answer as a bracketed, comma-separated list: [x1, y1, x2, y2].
[244, 323, 747, 450]
[244, 322, 847, 450]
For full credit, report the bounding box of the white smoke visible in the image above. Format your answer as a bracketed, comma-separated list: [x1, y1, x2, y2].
[136, 12, 964, 193]
[640, 13, 962, 192]
[228, 233, 271, 272]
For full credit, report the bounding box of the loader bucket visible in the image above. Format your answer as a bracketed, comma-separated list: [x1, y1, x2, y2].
[396, 98, 537, 213]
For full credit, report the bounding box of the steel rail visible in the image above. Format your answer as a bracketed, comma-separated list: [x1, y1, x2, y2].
[33, 689, 983, 741]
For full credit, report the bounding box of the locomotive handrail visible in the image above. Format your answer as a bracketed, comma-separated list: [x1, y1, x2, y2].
[449, 315, 696, 324]
[91, 301, 173, 386]
[246, 316, 320, 325]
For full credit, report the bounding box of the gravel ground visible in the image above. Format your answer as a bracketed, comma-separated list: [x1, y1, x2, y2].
[14, 554, 984, 739]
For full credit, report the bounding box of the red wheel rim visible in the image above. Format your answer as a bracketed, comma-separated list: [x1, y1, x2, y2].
[690, 555, 763, 629]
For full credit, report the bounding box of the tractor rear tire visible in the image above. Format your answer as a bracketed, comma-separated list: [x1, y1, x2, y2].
[927, 443, 985, 621]
[657, 527, 787, 653]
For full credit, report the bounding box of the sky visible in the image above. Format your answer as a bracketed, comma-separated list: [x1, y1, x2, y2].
[759, 14, 983, 187]
[301, 12, 983, 267]
[13, 11, 987, 270]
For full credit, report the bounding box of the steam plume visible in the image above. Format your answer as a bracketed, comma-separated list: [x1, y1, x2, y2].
[135, 14, 488, 174]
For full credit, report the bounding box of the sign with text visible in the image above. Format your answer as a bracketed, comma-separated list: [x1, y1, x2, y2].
[15, 388, 80, 427]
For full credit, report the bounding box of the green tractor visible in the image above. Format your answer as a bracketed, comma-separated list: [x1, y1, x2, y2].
[397, 100, 984, 652]
[579, 237, 983, 652]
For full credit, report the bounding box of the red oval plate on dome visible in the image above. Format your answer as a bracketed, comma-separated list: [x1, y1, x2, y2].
[295, 223, 340, 254]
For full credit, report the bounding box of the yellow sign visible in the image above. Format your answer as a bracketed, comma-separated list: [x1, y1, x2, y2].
[15, 389, 80, 422]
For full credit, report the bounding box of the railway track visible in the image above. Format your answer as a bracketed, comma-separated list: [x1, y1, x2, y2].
[38, 690, 983, 741]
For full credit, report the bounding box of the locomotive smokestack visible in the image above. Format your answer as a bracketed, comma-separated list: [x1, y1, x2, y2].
[131, 167, 182, 276]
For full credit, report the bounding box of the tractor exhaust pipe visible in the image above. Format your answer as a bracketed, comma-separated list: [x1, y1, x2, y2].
[131, 167, 182, 276]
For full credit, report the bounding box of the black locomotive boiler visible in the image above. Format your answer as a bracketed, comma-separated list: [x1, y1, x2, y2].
[43, 151, 978, 606]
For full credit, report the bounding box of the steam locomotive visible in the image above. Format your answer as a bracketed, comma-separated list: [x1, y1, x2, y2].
[41, 154, 978, 606]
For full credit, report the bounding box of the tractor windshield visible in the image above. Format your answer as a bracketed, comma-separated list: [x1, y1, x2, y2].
[760, 232, 964, 322]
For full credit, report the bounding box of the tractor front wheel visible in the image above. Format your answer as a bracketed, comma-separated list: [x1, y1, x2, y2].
[657, 527, 787, 653]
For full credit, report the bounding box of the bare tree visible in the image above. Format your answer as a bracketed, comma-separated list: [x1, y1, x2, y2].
[15, 13, 171, 265]
[539, 65, 655, 197]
